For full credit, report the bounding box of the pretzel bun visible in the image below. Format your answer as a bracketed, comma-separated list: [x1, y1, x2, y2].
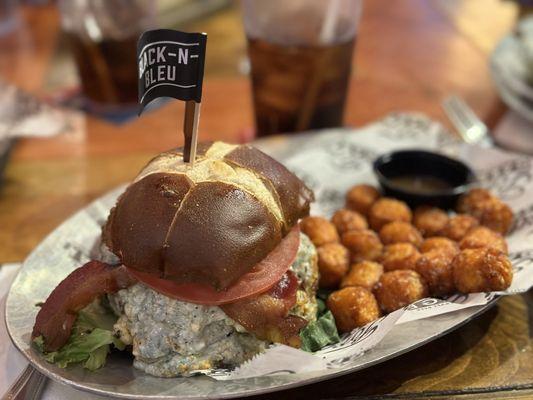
[103, 141, 314, 289]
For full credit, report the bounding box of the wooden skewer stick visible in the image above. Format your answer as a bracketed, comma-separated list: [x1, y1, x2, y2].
[183, 100, 201, 165]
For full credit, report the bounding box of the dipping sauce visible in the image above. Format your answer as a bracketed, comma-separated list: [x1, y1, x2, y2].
[373, 150, 476, 209]
[388, 175, 453, 194]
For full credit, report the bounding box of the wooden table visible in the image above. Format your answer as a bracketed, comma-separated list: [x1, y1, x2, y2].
[1, 1, 532, 399]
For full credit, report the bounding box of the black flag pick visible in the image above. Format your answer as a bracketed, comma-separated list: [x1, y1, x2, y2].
[137, 29, 207, 164]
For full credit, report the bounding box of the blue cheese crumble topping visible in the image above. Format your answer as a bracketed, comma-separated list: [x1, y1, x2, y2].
[108, 233, 317, 377]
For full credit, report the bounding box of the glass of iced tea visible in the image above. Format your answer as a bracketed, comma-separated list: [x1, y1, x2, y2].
[58, 0, 155, 113]
[242, 0, 362, 136]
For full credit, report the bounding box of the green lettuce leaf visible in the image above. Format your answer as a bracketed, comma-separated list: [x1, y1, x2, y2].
[316, 297, 327, 316]
[33, 335, 45, 353]
[75, 299, 118, 332]
[300, 310, 340, 352]
[33, 298, 125, 371]
[84, 344, 109, 371]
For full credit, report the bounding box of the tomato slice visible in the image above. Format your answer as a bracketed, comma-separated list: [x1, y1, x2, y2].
[127, 226, 301, 305]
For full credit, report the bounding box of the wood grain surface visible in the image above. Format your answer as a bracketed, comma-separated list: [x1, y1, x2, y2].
[1, 1, 532, 399]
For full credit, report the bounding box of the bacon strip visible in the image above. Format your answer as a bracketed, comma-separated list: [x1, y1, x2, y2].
[33, 240, 307, 352]
[32, 261, 137, 352]
[221, 270, 307, 348]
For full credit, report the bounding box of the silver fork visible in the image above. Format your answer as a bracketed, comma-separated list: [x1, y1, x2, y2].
[1, 365, 47, 400]
[441, 95, 493, 147]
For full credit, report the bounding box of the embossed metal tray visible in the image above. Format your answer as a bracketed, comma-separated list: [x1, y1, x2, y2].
[6, 116, 530, 399]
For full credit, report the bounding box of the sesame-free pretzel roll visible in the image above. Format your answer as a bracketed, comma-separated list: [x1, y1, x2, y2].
[103, 141, 314, 289]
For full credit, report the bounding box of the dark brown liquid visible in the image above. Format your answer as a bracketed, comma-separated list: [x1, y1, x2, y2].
[247, 38, 355, 136]
[389, 175, 453, 194]
[65, 33, 139, 105]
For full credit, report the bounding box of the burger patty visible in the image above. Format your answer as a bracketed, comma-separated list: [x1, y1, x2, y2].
[108, 233, 318, 377]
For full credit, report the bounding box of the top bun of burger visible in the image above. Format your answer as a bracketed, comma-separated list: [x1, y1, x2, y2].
[103, 141, 314, 289]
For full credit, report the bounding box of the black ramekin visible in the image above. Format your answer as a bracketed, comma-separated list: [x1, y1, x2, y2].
[373, 150, 476, 209]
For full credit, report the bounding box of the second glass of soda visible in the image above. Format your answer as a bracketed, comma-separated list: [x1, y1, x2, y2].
[242, 0, 362, 136]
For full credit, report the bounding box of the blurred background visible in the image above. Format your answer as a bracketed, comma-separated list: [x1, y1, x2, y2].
[0, 0, 532, 261]
[0, 1, 530, 131]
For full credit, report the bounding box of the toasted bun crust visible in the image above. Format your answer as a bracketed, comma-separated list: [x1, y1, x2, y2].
[103, 141, 314, 289]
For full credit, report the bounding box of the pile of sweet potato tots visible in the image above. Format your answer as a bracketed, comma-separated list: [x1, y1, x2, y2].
[299, 185, 514, 334]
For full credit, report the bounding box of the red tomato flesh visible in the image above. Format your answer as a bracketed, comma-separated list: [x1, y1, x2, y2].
[127, 226, 301, 305]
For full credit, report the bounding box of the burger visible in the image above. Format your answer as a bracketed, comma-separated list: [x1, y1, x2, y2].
[32, 141, 319, 377]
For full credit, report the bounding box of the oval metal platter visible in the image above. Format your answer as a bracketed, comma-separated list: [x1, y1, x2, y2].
[6, 114, 530, 399]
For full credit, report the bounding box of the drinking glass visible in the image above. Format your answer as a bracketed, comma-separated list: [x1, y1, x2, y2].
[58, 0, 156, 111]
[242, 0, 363, 136]
[0, 0, 18, 36]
